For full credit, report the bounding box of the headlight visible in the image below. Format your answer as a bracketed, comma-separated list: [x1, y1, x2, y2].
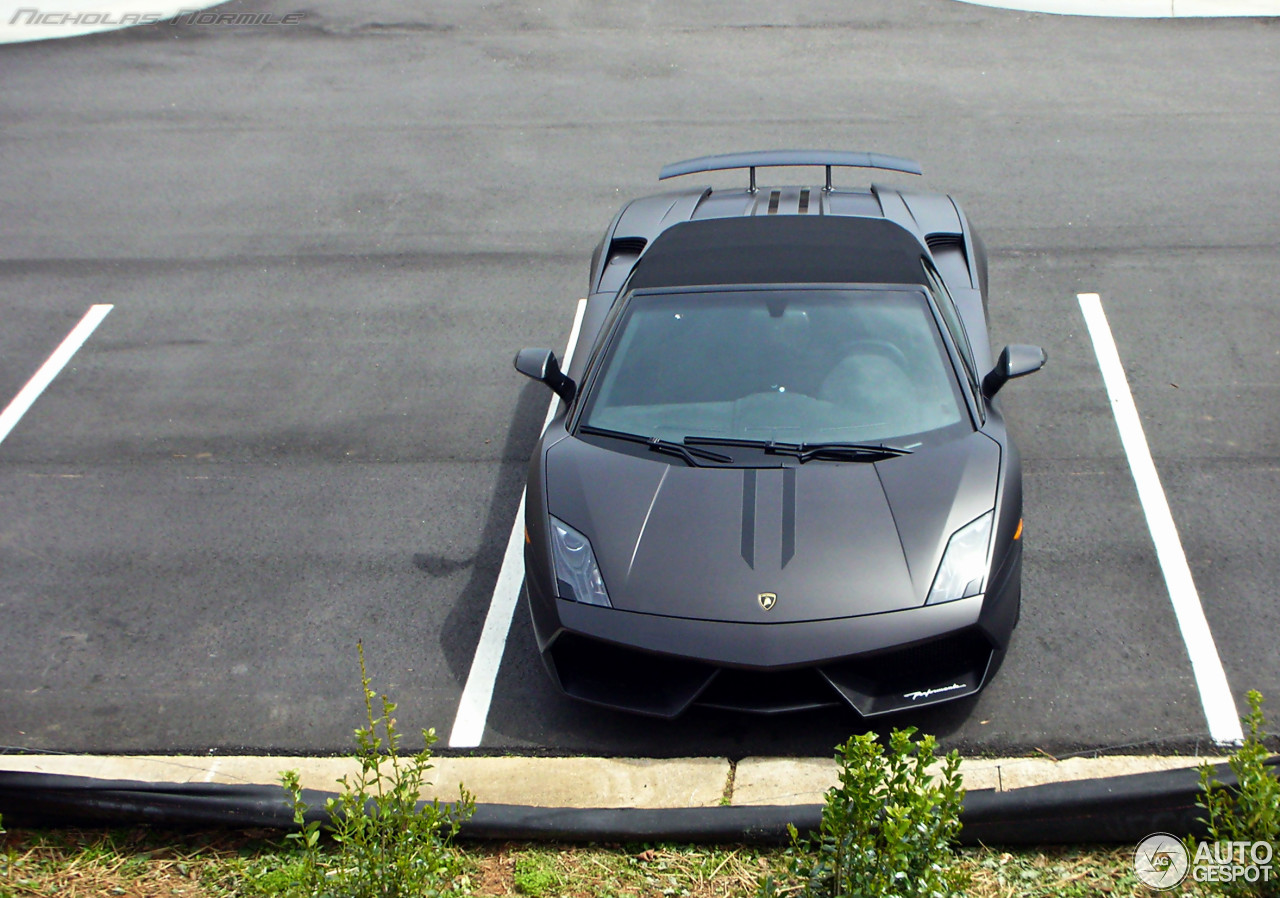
[549, 516, 612, 607]
[926, 510, 994, 605]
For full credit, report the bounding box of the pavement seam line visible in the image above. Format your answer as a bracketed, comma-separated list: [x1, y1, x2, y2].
[721, 759, 737, 806]
[1078, 292, 1243, 746]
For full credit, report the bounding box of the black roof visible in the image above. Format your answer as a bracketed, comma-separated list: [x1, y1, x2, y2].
[627, 216, 929, 290]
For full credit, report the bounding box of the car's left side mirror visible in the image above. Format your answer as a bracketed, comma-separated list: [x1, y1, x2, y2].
[514, 347, 577, 404]
[982, 344, 1046, 398]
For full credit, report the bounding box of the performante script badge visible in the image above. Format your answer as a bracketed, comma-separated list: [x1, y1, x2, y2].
[758, 592, 777, 611]
[904, 683, 966, 701]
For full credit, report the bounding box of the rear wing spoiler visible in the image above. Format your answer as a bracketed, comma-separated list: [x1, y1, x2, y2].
[659, 150, 922, 193]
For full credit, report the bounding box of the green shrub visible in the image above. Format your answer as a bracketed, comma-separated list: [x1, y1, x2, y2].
[278, 642, 475, 898]
[1190, 689, 1279, 898]
[762, 727, 967, 898]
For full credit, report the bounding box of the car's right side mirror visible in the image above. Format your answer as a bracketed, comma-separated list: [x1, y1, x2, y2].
[514, 347, 577, 404]
[982, 344, 1046, 398]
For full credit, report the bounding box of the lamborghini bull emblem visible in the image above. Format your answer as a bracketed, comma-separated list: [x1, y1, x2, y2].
[758, 592, 777, 611]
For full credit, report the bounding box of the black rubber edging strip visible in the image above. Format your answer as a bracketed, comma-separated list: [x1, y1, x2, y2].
[0, 758, 1274, 845]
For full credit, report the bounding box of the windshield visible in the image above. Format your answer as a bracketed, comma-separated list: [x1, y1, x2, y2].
[579, 287, 969, 447]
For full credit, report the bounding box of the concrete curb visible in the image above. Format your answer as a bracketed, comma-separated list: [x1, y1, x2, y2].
[0, 753, 1221, 809]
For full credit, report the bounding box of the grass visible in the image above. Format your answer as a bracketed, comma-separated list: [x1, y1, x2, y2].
[0, 826, 235, 897]
[0, 827, 1223, 898]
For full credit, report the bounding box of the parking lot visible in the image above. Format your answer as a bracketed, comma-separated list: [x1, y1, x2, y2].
[2, 0, 1278, 758]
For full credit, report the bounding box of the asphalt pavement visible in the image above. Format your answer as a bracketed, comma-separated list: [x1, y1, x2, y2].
[2, 0, 1278, 757]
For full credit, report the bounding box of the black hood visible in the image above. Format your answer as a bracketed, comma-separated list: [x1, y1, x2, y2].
[544, 433, 1000, 624]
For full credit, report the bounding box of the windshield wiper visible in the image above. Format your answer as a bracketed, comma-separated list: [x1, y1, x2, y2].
[684, 436, 912, 463]
[785, 441, 912, 463]
[580, 425, 732, 466]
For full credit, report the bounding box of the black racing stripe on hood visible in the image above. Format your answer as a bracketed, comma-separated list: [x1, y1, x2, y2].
[781, 467, 796, 569]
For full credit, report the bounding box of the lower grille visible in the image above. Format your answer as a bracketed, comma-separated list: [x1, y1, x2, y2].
[549, 634, 715, 718]
[820, 629, 994, 716]
[546, 628, 993, 719]
[696, 667, 841, 714]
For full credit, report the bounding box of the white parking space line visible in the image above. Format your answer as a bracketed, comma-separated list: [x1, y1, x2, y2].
[0, 304, 113, 446]
[1078, 293, 1243, 746]
[957, 0, 1280, 17]
[449, 299, 588, 748]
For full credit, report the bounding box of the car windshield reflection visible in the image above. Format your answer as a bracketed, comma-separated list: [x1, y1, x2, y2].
[579, 286, 969, 449]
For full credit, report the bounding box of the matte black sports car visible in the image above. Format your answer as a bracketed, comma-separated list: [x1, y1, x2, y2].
[514, 150, 1044, 718]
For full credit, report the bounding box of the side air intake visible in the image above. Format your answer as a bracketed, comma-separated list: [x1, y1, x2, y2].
[606, 236, 647, 265]
[925, 233, 970, 289]
[926, 233, 965, 253]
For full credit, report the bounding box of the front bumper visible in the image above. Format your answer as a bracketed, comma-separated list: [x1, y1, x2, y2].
[527, 545, 1020, 718]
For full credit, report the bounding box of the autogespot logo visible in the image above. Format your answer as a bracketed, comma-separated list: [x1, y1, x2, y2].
[1134, 833, 1276, 890]
[1134, 833, 1190, 890]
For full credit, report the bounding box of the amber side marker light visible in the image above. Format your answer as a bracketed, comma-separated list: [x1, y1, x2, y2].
[1013, 518, 1024, 541]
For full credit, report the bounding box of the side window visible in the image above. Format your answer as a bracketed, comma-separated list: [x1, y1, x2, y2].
[923, 265, 979, 394]
[569, 291, 635, 423]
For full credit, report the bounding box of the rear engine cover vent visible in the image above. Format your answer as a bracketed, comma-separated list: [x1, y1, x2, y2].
[606, 236, 647, 265]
